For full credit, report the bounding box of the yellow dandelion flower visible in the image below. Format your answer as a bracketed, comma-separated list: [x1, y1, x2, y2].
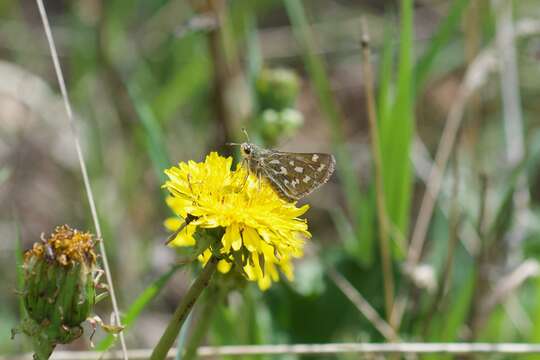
[163, 152, 311, 290]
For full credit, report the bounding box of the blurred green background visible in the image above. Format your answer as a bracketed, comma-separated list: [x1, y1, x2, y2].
[3, 0, 540, 358]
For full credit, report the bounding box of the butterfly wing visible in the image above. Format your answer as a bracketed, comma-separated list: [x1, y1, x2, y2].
[260, 152, 336, 201]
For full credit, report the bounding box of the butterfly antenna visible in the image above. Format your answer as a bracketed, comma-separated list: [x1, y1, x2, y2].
[241, 128, 250, 142]
[226, 142, 241, 146]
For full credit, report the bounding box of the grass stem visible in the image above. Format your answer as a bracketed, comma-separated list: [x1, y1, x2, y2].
[360, 19, 395, 326]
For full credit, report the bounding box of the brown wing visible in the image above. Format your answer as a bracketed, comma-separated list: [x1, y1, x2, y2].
[260, 152, 336, 201]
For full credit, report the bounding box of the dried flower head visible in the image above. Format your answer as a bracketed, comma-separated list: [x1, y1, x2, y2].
[25, 225, 96, 266]
[163, 152, 311, 290]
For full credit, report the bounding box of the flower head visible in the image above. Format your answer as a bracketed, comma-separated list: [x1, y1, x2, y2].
[163, 152, 311, 290]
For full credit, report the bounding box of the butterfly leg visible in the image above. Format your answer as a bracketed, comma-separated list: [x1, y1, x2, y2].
[165, 214, 198, 245]
[187, 173, 195, 193]
[238, 159, 250, 192]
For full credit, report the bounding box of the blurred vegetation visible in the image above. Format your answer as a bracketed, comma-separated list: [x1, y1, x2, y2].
[2, 0, 540, 359]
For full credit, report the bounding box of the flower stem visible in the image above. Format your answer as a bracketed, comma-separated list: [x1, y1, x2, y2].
[150, 256, 218, 360]
[183, 285, 225, 360]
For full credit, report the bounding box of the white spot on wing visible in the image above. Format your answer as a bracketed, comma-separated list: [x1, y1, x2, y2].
[280, 166, 288, 175]
[294, 167, 304, 173]
[303, 176, 312, 183]
[269, 159, 280, 165]
[289, 161, 294, 166]
[312, 154, 319, 162]
[317, 164, 326, 172]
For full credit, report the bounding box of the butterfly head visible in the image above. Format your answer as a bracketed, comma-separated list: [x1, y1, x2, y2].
[240, 142, 259, 160]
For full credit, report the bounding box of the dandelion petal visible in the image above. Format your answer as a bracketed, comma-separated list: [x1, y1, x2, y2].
[242, 227, 261, 252]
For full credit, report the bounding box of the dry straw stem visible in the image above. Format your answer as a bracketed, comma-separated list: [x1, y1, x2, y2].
[411, 139, 479, 255]
[479, 259, 540, 326]
[34, 0, 128, 358]
[8, 343, 540, 359]
[360, 18, 395, 325]
[395, 18, 540, 327]
[205, 0, 236, 153]
[328, 267, 398, 341]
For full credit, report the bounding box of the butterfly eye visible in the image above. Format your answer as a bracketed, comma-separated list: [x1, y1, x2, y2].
[242, 144, 251, 155]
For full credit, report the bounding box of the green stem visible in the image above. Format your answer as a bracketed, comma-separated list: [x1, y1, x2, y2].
[32, 333, 55, 360]
[150, 256, 218, 360]
[183, 285, 225, 360]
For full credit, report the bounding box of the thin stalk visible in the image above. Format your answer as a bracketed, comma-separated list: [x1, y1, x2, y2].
[206, 0, 234, 154]
[14, 220, 26, 318]
[360, 19, 395, 325]
[15, 342, 540, 359]
[150, 257, 218, 360]
[34, 1, 128, 358]
[328, 267, 398, 341]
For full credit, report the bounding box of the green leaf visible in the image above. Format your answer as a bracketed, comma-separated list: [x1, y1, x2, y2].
[414, 0, 470, 93]
[379, 0, 414, 257]
[94, 265, 182, 351]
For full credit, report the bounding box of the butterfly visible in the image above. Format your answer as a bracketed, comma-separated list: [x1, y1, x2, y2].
[165, 136, 335, 244]
[237, 142, 336, 202]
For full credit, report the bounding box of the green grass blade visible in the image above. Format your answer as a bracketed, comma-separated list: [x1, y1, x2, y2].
[377, 25, 395, 128]
[440, 267, 475, 341]
[284, 0, 374, 264]
[127, 83, 171, 183]
[414, 0, 469, 92]
[379, 0, 414, 257]
[95, 264, 182, 351]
